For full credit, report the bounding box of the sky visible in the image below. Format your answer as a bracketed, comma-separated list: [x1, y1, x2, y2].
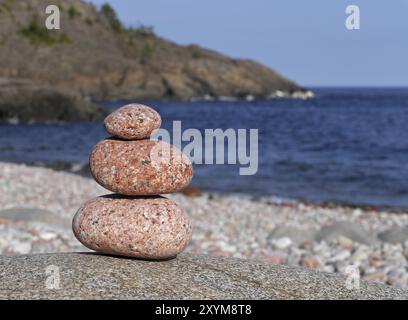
[88, 0, 408, 87]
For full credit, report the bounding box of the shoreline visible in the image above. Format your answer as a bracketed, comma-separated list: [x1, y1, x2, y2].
[1, 162, 408, 289]
[3, 160, 408, 213]
[0, 91, 316, 125]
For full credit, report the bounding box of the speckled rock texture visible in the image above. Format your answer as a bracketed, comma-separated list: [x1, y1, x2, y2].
[90, 139, 193, 195]
[74, 105, 193, 259]
[73, 195, 192, 259]
[104, 104, 161, 140]
[1, 253, 407, 299]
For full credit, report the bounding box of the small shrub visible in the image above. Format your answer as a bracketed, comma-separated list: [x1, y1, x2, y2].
[100, 3, 123, 32]
[189, 45, 203, 59]
[0, 3, 10, 15]
[192, 50, 202, 59]
[85, 17, 93, 25]
[0, 34, 8, 45]
[58, 33, 72, 44]
[140, 43, 154, 64]
[68, 6, 81, 19]
[19, 18, 71, 46]
[127, 36, 134, 47]
[1, 3, 9, 12]
[135, 24, 155, 37]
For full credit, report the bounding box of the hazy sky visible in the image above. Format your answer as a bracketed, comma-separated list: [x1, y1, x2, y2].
[88, 0, 408, 87]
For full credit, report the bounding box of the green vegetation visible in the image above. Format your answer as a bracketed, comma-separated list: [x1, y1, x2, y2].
[0, 3, 10, 15]
[100, 3, 123, 32]
[68, 6, 81, 19]
[188, 45, 204, 59]
[192, 51, 201, 59]
[124, 24, 155, 50]
[0, 34, 8, 45]
[85, 17, 93, 26]
[134, 24, 155, 37]
[126, 36, 135, 47]
[99, 3, 155, 36]
[1, 0, 16, 16]
[191, 49, 203, 59]
[19, 18, 71, 46]
[140, 43, 154, 64]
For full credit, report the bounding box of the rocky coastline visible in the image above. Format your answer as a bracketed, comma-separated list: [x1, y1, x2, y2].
[0, 0, 313, 123]
[0, 78, 109, 123]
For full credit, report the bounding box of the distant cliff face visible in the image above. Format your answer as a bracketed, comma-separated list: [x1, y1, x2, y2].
[0, 0, 305, 102]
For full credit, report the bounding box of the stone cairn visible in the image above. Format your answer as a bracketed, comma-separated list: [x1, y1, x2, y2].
[73, 104, 193, 259]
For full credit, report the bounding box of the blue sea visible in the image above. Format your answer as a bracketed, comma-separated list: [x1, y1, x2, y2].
[2, 87, 408, 209]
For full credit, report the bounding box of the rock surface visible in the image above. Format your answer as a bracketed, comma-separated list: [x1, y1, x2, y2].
[0, 207, 70, 227]
[0, 78, 108, 123]
[104, 104, 161, 140]
[315, 221, 378, 245]
[378, 226, 408, 244]
[73, 195, 192, 259]
[90, 139, 193, 195]
[268, 226, 317, 245]
[0, 253, 406, 299]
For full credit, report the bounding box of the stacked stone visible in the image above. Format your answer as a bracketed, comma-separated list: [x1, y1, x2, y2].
[73, 104, 193, 259]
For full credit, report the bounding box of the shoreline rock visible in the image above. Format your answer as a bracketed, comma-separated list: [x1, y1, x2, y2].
[0, 78, 109, 123]
[315, 221, 379, 245]
[378, 227, 408, 244]
[0, 252, 406, 299]
[189, 90, 315, 102]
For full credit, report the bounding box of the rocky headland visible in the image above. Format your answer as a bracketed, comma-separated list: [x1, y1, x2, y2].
[0, 0, 312, 123]
[0, 78, 108, 123]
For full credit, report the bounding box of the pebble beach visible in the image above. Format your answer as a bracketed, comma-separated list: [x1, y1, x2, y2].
[1, 162, 408, 289]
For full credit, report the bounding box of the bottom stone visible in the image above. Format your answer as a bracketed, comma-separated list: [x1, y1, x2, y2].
[72, 194, 192, 259]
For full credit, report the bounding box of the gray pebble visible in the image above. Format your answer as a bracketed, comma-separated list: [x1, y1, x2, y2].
[378, 226, 408, 244]
[315, 221, 379, 245]
[268, 226, 317, 245]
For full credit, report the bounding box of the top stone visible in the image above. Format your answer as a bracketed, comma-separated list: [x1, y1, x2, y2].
[104, 104, 161, 140]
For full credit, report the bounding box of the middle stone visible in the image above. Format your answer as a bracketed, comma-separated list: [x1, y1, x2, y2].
[90, 139, 193, 195]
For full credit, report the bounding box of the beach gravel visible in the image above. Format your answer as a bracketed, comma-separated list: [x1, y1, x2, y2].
[1, 162, 408, 290]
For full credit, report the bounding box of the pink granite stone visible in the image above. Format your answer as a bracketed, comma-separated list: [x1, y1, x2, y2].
[104, 104, 161, 140]
[90, 139, 193, 195]
[72, 194, 192, 259]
